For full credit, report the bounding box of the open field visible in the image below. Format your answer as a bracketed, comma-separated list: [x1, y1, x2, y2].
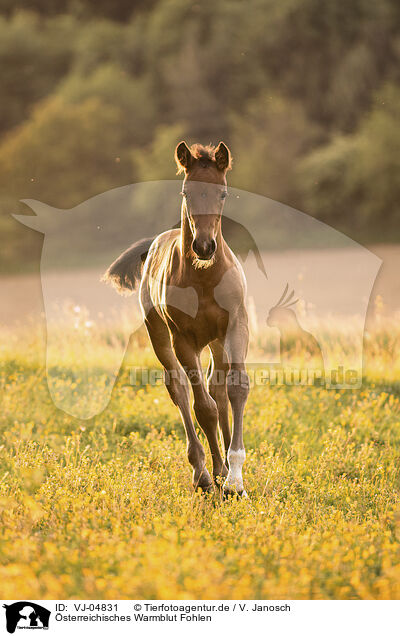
[0, 310, 400, 600]
[1, 244, 400, 325]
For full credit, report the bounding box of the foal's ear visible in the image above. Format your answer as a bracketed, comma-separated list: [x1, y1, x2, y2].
[175, 141, 193, 173]
[215, 142, 232, 171]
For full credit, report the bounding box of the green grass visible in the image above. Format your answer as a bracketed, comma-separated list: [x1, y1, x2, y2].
[0, 319, 400, 599]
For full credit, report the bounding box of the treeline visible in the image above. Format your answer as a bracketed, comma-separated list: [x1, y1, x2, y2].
[1, 0, 400, 270]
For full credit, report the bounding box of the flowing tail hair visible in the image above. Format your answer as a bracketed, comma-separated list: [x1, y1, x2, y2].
[102, 236, 155, 295]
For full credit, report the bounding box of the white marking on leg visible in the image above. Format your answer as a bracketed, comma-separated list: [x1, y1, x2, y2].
[224, 448, 246, 494]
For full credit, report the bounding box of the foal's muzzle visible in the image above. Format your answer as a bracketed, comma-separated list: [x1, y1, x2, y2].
[192, 238, 217, 260]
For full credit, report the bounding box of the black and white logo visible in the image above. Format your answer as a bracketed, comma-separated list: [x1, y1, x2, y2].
[3, 602, 50, 634]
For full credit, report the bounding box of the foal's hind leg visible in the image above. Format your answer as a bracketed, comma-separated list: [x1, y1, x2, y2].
[207, 340, 231, 471]
[144, 310, 212, 492]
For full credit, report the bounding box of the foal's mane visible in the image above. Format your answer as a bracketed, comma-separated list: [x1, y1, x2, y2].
[190, 144, 216, 162]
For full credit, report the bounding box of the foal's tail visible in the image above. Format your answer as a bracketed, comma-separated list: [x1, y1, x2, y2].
[102, 236, 155, 295]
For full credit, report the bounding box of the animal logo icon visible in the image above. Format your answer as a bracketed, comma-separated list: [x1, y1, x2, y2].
[3, 602, 50, 634]
[267, 283, 324, 375]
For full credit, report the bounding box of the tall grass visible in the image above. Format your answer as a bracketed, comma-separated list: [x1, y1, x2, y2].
[0, 312, 399, 599]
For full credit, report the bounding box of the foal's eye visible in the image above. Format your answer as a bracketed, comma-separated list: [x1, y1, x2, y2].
[221, 191, 228, 200]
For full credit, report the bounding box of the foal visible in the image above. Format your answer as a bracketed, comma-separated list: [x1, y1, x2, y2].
[106, 142, 249, 496]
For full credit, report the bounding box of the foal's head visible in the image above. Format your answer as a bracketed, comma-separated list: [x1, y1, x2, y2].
[175, 141, 232, 262]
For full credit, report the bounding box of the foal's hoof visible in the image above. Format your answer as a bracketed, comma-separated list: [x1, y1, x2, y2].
[214, 467, 229, 488]
[193, 467, 213, 493]
[223, 486, 248, 500]
[195, 485, 214, 495]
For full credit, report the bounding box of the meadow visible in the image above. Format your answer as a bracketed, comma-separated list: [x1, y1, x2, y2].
[0, 310, 400, 600]
[1, 0, 400, 603]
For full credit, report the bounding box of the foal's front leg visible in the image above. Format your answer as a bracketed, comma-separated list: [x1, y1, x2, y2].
[207, 340, 231, 466]
[144, 310, 212, 492]
[223, 315, 250, 498]
[173, 335, 227, 483]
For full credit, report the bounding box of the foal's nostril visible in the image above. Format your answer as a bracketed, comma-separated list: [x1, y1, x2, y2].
[192, 238, 200, 256]
[192, 238, 216, 260]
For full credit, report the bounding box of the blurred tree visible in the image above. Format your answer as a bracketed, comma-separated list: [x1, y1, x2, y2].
[230, 93, 322, 208]
[162, 30, 225, 140]
[71, 19, 148, 76]
[0, 96, 132, 207]
[0, 12, 75, 134]
[58, 64, 158, 147]
[131, 123, 186, 182]
[327, 43, 380, 132]
[298, 84, 400, 234]
[297, 135, 359, 228]
[354, 84, 400, 226]
[251, 0, 400, 129]
[147, 0, 270, 138]
[0, 0, 159, 21]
